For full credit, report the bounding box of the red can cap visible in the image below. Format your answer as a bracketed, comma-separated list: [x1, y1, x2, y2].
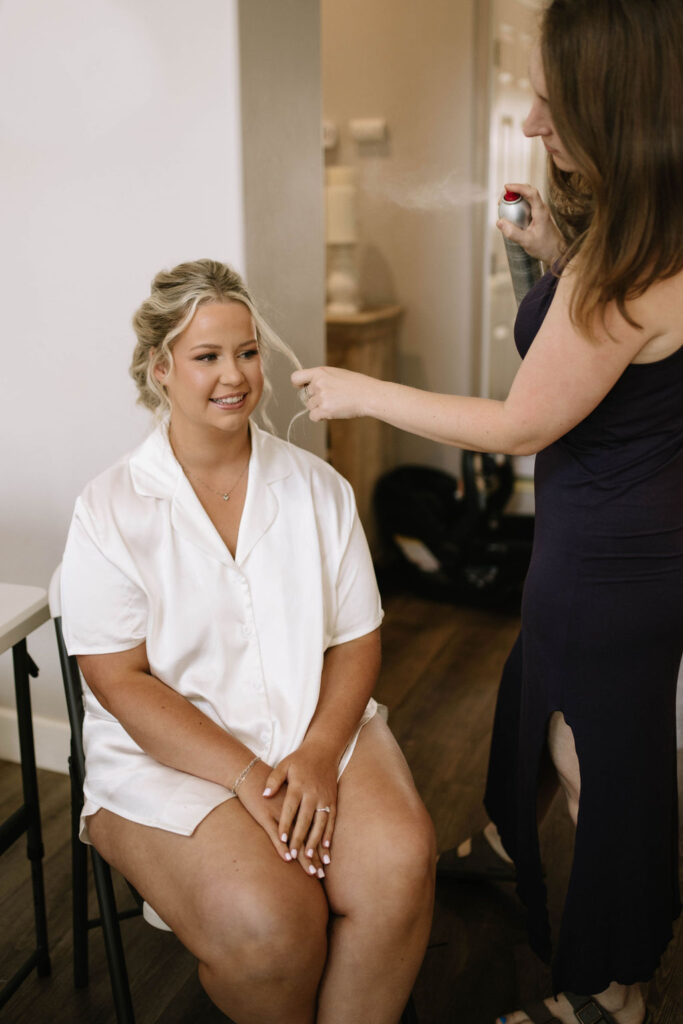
[504, 190, 521, 202]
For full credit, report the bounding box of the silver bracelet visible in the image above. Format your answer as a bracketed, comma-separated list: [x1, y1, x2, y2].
[231, 755, 261, 796]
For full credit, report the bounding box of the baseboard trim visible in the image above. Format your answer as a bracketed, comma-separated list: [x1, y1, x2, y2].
[0, 707, 70, 774]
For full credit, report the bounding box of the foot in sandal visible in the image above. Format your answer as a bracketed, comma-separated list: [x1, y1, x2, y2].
[496, 986, 649, 1024]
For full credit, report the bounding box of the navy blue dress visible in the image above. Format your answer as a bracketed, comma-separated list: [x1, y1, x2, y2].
[484, 271, 683, 994]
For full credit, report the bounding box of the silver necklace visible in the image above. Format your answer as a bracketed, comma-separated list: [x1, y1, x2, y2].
[184, 455, 250, 502]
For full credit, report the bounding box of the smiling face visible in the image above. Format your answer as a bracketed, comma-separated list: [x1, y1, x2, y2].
[154, 300, 264, 442]
[524, 46, 578, 174]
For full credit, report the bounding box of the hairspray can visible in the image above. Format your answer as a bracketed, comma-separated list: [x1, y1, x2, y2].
[498, 191, 543, 306]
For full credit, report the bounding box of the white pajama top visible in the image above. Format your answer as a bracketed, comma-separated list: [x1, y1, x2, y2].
[61, 421, 382, 839]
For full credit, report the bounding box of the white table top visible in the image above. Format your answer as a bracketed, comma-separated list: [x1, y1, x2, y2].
[0, 583, 50, 656]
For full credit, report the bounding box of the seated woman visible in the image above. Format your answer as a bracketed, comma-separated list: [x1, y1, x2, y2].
[60, 259, 436, 1024]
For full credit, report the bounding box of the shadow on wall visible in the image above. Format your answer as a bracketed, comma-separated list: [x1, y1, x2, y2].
[359, 244, 397, 307]
[398, 351, 431, 395]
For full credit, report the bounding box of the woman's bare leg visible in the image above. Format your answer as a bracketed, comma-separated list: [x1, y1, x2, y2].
[88, 799, 328, 1024]
[496, 712, 647, 1024]
[317, 715, 436, 1024]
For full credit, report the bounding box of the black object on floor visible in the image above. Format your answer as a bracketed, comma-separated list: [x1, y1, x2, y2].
[374, 453, 533, 608]
[437, 831, 517, 884]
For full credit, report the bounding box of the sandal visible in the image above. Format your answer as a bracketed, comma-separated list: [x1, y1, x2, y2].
[512, 994, 651, 1024]
[437, 830, 516, 883]
[564, 993, 650, 1024]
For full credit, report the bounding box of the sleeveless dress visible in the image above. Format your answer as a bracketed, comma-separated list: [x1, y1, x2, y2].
[484, 271, 683, 995]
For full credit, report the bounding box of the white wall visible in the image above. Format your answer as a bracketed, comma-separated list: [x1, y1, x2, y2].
[322, 0, 477, 476]
[0, 0, 246, 769]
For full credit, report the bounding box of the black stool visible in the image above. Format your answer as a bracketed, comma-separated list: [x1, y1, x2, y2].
[50, 563, 141, 1023]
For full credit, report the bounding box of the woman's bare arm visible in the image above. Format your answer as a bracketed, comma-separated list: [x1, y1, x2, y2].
[78, 643, 254, 787]
[293, 270, 657, 456]
[77, 643, 296, 863]
[303, 628, 382, 760]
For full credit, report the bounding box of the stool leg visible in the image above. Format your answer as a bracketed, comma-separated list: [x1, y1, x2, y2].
[12, 640, 51, 977]
[69, 754, 89, 987]
[90, 849, 136, 1023]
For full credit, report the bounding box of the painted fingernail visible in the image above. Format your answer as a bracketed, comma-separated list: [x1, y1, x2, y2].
[263, 787, 271, 796]
[317, 868, 325, 878]
[306, 848, 314, 858]
[323, 839, 331, 848]
[281, 833, 288, 843]
[291, 848, 298, 859]
[285, 852, 292, 861]
[323, 854, 331, 865]
[308, 865, 316, 875]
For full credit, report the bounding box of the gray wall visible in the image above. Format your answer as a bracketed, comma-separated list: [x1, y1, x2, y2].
[239, 0, 326, 456]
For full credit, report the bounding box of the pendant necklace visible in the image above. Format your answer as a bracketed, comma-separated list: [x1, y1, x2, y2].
[184, 454, 250, 502]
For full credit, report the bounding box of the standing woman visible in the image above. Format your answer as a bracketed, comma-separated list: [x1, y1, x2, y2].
[294, 2, 683, 1022]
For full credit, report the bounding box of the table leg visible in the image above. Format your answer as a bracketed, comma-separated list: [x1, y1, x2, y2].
[12, 638, 51, 977]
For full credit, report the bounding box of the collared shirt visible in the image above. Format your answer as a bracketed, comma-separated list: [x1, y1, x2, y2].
[61, 422, 382, 837]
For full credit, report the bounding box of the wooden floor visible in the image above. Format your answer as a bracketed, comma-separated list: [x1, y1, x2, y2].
[1, 588, 682, 1023]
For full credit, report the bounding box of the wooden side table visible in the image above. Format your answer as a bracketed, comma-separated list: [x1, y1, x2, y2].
[326, 305, 403, 551]
[0, 583, 51, 1009]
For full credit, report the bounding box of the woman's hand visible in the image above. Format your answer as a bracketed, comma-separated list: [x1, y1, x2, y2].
[235, 759, 327, 879]
[291, 366, 373, 422]
[497, 182, 565, 266]
[262, 740, 338, 872]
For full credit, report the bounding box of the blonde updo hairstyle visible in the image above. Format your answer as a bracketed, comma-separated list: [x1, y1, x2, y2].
[130, 259, 301, 432]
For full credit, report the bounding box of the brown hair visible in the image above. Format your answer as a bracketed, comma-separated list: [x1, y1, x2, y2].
[130, 259, 301, 429]
[541, 0, 683, 334]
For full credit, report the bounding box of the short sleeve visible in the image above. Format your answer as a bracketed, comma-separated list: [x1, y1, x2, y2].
[328, 503, 384, 647]
[61, 500, 148, 655]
